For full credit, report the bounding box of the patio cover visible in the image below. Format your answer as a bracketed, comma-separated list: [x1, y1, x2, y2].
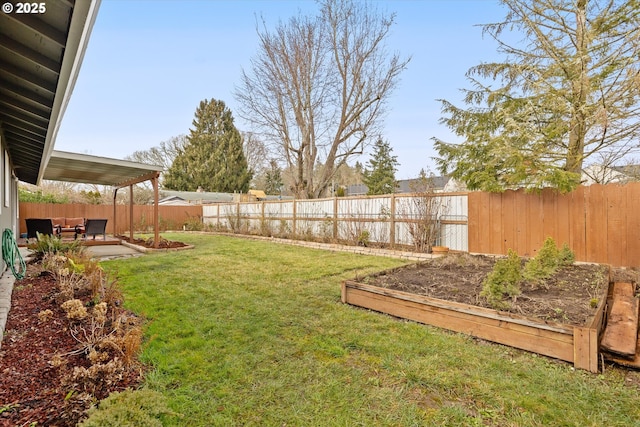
[44, 150, 162, 187]
[43, 150, 164, 247]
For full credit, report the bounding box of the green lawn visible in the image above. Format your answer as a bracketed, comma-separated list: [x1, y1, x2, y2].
[103, 233, 640, 426]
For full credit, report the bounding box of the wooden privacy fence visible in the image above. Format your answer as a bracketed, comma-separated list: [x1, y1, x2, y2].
[468, 182, 640, 267]
[202, 193, 469, 251]
[19, 183, 639, 267]
[19, 203, 203, 235]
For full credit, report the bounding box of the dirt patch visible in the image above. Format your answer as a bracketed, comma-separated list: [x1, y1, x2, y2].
[362, 253, 638, 326]
[117, 235, 189, 249]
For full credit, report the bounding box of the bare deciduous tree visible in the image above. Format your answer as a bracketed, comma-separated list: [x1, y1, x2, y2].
[236, 0, 409, 198]
[241, 131, 269, 186]
[126, 135, 186, 171]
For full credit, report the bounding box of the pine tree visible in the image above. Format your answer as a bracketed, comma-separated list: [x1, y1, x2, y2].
[164, 99, 252, 192]
[433, 0, 640, 193]
[264, 160, 284, 195]
[362, 138, 398, 195]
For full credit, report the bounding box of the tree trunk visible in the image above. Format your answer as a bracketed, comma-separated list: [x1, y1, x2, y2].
[565, 0, 589, 174]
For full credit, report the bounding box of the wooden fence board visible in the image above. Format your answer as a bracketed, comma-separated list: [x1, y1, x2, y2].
[514, 190, 529, 257]
[466, 183, 638, 267]
[527, 192, 545, 258]
[586, 185, 607, 263]
[489, 193, 503, 255]
[19, 203, 203, 235]
[606, 186, 626, 267]
[467, 192, 481, 253]
[627, 183, 640, 268]
[601, 282, 638, 357]
[542, 188, 557, 242]
[569, 186, 587, 261]
[555, 191, 571, 249]
[501, 190, 516, 253]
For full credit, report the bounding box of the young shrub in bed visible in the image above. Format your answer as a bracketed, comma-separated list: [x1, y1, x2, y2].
[559, 242, 575, 266]
[523, 237, 575, 283]
[481, 249, 522, 310]
[27, 232, 83, 259]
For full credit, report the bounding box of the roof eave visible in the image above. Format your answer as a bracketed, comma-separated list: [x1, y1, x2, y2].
[36, 0, 101, 185]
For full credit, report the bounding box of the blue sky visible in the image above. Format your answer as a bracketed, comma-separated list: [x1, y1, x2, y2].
[56, 0, 507, 180]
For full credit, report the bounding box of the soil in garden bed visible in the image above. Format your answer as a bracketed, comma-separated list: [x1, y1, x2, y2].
[361, 253, 639, 327]
[117, 235, 189, 249]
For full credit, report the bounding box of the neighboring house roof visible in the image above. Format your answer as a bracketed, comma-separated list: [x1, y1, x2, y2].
[159, 190, 293, 204]
[248, 189, 267, 200]
[0, 1, 101, 184]
[347, 176, 454, 196]
[347, 184, 368, 196]
[396, 176, 451, 193]
[158, 196, 196, 206]
[159, 190, 235, 204]
[611, 165, 640, 181]
[582, 164, 640, 185]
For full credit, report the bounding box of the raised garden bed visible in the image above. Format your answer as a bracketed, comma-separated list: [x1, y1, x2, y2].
[341, 254, 621, 372]
[117, 235, 194, 253]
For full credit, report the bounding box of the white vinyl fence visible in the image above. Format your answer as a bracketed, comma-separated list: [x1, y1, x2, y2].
[203, 193, 468, 252]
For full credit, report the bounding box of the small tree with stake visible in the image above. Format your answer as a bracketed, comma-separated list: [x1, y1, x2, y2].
[402, 170, 445, 253]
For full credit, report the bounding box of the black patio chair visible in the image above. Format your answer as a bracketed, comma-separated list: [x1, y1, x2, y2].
[25, 218, 56, 239]
[82, 218, 108, 240]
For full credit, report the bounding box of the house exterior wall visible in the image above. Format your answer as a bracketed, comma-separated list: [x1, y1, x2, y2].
[0, 139, 20, 273]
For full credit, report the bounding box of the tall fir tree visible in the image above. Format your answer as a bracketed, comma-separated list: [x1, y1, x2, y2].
[164, 99, 252, 192]
[264, 159, 284, 195]
[362, 138, 399, 195]
[433, 0, 640, 193]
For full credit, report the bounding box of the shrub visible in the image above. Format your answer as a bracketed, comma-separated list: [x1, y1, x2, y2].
[357, 230, 370, 247]
[80, 389, 178, 427]
[38, 242, 144, 420]
[43, 252, 106, 302]
[27, 233, 83, 259]
[559, 243, 575, 265]
[61, 299, 88, 320]
[319, 216, 334, 243]
[183, 215, 204, 231]
[259, 216, 275, 237]
[523, 237, 575, 283]
[481, 249, 522, 309]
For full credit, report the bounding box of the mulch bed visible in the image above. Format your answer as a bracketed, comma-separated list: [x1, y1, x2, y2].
[0, 264, 142, 426]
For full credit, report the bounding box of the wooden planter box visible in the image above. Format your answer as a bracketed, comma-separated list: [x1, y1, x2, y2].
[341, 279, 608, 372]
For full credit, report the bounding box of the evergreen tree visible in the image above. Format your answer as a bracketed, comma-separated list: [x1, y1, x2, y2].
[362, 138, 399, 195]
[164, 99, 252, 192]
[410, 168, 434, 193]
[264, 159, 284, 195]
[433, 0, 640, 193]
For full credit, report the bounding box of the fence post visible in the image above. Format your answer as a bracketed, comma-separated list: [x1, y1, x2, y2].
[333, 197, 338, 241]
[292, 200, 297, 236]
[390, 194, 396, 248]
[237, 202, 241, 230]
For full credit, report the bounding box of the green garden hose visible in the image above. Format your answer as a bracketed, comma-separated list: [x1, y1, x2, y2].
[2, 228, 25, 279]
